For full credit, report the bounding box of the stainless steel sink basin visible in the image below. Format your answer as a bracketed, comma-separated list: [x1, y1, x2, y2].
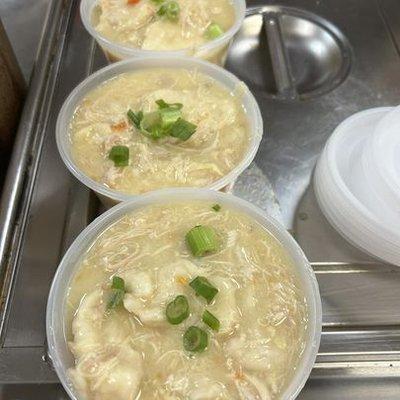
[227, 6, 351, 100]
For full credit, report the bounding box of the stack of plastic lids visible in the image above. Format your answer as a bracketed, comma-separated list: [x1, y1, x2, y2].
[314, 106, 400, 266]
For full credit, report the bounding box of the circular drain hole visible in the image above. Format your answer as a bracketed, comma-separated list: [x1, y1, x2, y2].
[226, 6, 352, 100]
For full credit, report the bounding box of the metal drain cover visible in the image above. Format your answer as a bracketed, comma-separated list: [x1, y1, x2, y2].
[226, 6, 352, 100]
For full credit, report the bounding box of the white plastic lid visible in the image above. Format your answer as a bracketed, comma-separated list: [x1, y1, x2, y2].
[314, 107, 400, 266]
[365, 105, 400, 219]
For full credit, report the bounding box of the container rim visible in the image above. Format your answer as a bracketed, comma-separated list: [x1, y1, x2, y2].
[80, 0, 246, 58]
[56, 55, 263, 202]
[46, 188, 322, 400]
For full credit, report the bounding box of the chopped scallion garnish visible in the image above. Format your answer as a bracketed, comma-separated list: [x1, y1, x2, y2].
[166, 295, 190, 325]
[157, 1, 180, 21]
[202, 310, 220, 331]
[107, 276, 126, 310]
[186, 225, 218, 257]
[212, 204, 221, 212]
[127, 100, 196, 141]
[111, 276, 125, 290]
[108, 145, 129, 167]
[206, 23, 224, 39]
[183, 326, 208, 352]
[160, 108, 182, 127]
[127, 109, 143, 129]
[189, 276, 218, 303]
[156, 99, 183, 110]
[169, 118, 197, 141]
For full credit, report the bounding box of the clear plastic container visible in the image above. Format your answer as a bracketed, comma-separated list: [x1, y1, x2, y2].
[314, 107, 400, 266]
[56, 56, 263, 207]
[46, 188, 322, 400]
[80, 0, 246, 66]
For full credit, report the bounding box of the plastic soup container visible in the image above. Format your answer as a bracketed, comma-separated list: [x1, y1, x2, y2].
[80, 0, 246, 65]
[56, 56, 263, 207]
[46, 188, 322, 400]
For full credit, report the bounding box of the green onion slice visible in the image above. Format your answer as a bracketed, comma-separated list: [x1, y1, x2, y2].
[157, 1, 180, 21]
[127, 101, 196, 141]
[169, 118, 197, 141]
[108, 145, 129, 167]
[111, 276, 125, 291]
[156, 99, 183, 110]
[139, 111, 167, 140]
[189, 276, 218, 303]
[212, 204, 221, 212]
[107, 276, 126, 310]
[166, 295, 190, 325]
[206, 22, 224, 39]
[107, 290, 125, 309]
[160, 107, 182, 127]
[127, 109, 143, 129]
[183, 326, 208, 352]
[202, 310, 220, 331]
[186, 225, 218, 257]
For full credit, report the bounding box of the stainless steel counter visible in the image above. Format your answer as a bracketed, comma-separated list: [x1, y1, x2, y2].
[0, 0, 400, 398]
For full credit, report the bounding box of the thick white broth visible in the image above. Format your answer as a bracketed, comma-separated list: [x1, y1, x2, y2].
[67, 202, 308, 400]
[92, 0, 236, 51]
[70, 68, 250, 195]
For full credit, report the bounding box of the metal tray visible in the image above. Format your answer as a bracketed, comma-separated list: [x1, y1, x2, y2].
[0, 0, 400, 398]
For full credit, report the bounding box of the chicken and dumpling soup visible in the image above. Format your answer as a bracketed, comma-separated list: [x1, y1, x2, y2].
[66, 201, 308, 399]
[70, 68, 251, 195]
[91, 0, 236, 52]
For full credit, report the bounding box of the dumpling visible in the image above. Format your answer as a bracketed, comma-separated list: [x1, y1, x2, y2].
[123, 259, 198, 326]
[142, 20, 189, 51]
[164, 373, 230, 399]
[235, 374, 272, 400]
[69, 289, 143, 400]
[190, 380, 228, 399]
[70, 344, 143, 400]
[225, 332, 282, 372]
[207, 276, 239, 335]
[70, 289, 104, 358]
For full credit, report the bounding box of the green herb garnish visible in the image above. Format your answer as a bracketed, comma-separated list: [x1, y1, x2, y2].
[212, 204, 221, 212]
[108, 145, 129, 167]
[183, 326, 208, 352]
[127, 109, 143, 129]
[189, 276, 218, 303]
[186, 226, 218, 257]
[169, 118, 197, 141]
[166, 295, 190, 325]
[157, 0, 180, 21]
[107, 276, 126, 309]
[205, 23, 224, 39]
[156, 99, 183, 110]
[202, 310, 220, 331]
[127, 99, 196, 141]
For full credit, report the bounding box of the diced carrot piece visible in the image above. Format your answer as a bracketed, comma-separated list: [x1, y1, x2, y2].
[176, 275, 188, 285]
[127, 0, 140, 4]
[111, 121, 128, 131]
[234, 368, 244, 380]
